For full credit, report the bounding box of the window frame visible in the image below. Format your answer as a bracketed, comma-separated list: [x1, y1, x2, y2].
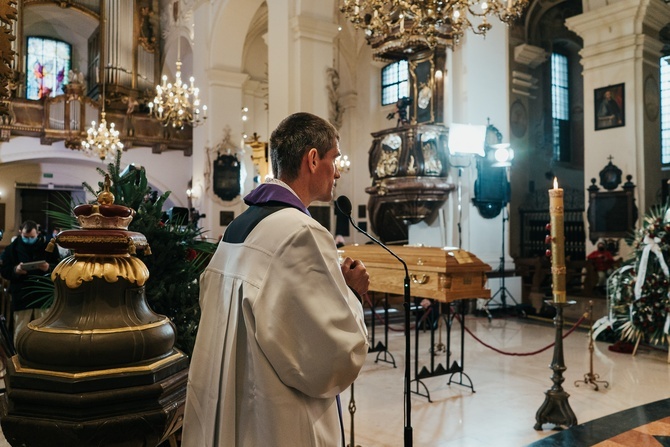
[661, 55, 670, 165]
[25, 35, 72, 100]
[381, 60, 409, 107]
[551, 51, 571, 163]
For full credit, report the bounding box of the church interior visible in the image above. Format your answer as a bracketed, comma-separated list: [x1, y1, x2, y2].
[0, 0, 670, 445]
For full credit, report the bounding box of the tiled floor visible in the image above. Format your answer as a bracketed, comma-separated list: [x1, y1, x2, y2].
[0, 302, 667, 447]
[528, 400, 670, 446]
[345, 306, 670, 447]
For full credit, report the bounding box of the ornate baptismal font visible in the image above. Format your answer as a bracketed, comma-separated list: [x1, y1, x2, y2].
[0, 177, 188, 446]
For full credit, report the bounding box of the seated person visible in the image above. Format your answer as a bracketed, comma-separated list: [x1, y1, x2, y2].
[587, 241, 615, 291]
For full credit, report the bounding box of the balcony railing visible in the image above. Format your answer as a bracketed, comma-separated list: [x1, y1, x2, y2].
[0, 83, 193, 155]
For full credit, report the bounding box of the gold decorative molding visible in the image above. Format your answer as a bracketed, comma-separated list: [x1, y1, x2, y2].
[11, 349, 185, 379]
[27, 316, 170, 334]
[78, 213, 133, 229]
[52, 254, 149, 287]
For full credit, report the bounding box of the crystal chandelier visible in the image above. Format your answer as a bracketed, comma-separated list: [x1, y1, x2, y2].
[82, 15, 123, 161]
[337, 154, 351, 173]
[82, 112, 123, 161]
[340, 0, 530, 52]
[148, 1, 207, 129]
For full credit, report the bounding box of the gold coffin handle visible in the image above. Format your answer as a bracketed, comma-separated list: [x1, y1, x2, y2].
[411, 274, 429, 284]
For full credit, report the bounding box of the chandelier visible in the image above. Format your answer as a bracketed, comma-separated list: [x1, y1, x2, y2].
[82, 15, 123, 161]
[337, 154, 351, 173]
[148, 1, 207, 129]
[340, 0, 529, 54]
[82, 112, 123, 161]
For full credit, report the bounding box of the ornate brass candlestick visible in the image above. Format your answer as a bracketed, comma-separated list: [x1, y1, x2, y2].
[535, 178, 578, 430]
[575, 300, 609, 391]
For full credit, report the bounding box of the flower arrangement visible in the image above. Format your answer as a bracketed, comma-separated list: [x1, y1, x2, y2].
[609, 204, 670, 347]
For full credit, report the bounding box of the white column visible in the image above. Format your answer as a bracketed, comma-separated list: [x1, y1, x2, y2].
[289, 15, 339, 118]
[267, 0, 292, 131]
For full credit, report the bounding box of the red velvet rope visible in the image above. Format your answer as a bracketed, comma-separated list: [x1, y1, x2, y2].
[455, 312, 588, 356]
[363, 294, 587, 356]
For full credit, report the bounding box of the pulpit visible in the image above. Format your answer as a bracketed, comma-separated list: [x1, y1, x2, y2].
[365, 47, 455, 245]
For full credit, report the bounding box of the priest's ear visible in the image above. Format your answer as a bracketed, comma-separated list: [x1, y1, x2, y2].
[306, 148, 319, 173]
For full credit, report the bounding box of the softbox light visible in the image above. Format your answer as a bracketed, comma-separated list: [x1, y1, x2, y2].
[448, 123, 487, 157]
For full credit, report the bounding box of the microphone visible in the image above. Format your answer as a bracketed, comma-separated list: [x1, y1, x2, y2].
[335, 196, 406, 270]
[334, 195, 414, 447]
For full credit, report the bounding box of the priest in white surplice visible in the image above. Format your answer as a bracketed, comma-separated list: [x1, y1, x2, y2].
[182, 112, 370, 447]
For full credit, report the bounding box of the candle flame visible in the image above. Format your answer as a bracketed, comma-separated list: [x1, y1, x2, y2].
[553, 177, 558, 189]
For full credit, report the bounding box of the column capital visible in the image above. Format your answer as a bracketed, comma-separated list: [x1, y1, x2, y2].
[567, 0, 670, 46]
[206, 69, 250, 89]
[290, 15, 339, 43]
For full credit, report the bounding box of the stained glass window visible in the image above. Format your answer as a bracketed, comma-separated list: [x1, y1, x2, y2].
[26, 36, 71, 100]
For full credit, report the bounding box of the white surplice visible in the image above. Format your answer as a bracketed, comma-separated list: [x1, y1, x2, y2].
[182, 206, 369, 447]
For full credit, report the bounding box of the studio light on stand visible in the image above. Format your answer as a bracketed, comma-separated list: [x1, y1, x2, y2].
[491, 143, 514, 168]
[488, 142, 518, 313]
[447, 123, 487, 249]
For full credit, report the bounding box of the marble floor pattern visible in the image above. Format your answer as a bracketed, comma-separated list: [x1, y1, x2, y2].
[0, 303, 668, 446]
[342, 306, 670, 447]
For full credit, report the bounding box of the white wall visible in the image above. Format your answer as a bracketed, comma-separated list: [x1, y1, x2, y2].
[0, 138, 190, 235]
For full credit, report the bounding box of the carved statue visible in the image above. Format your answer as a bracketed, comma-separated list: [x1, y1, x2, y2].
[326, 67, 344, 130]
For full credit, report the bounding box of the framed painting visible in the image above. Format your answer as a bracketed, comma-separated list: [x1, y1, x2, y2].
[594, 83, 625, 131]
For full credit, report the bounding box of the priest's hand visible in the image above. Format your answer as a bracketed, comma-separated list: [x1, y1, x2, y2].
[341, 257, 369, 297]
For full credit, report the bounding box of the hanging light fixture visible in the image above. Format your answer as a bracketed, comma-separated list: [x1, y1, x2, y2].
[340, 0, 529, 57]
[148, 0, 207, 129]
[337, 154, 351, 173]
[82, 10, 123, 161]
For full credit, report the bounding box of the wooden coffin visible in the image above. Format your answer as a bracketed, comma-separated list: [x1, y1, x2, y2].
[340, 245, 492, 302]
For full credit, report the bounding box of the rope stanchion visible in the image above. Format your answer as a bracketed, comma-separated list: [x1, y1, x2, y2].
[455, 313, 587, 356]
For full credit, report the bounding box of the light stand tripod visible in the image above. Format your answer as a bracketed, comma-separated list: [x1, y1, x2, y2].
[489, 202, 519, 313]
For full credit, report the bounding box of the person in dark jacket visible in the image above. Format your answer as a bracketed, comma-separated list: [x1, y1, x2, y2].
[0, 220, 60, 339]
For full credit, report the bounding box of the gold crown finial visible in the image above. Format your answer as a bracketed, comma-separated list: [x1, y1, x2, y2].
[98, 175, 115, 205]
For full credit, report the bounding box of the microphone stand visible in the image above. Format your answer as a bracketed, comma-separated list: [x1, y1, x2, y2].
[340, 209, 413, 447]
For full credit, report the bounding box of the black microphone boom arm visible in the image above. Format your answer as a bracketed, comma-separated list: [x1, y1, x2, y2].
[334, 195, 414, 447]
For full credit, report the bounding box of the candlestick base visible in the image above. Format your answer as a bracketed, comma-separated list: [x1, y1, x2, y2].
[534, 300, 578, 430]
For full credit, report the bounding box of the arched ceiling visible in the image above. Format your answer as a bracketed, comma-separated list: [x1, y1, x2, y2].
[210, 0, 267, 71]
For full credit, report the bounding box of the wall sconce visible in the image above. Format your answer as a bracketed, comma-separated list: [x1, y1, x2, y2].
[186, 181, 205, 225]
[337, 154, 351, 173]
[186, 181, 202, 202]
